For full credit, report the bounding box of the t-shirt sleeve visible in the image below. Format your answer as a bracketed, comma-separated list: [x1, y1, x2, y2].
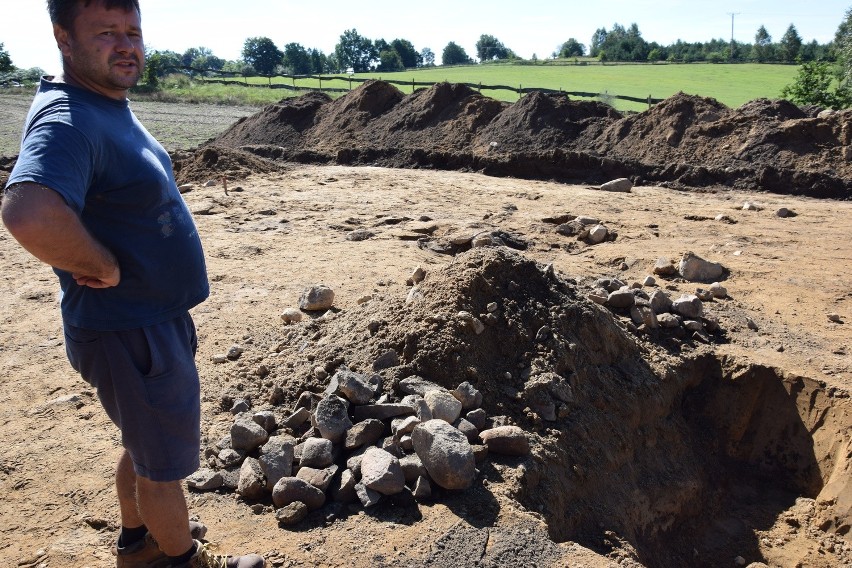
[7, 122, 94, 214]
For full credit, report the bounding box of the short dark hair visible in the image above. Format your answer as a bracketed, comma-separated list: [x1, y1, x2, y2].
[47, 0, 141, 31]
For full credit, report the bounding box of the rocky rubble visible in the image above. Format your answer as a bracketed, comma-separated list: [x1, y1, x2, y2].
[187, 367, 531, 525]
[585, 251, 729, 344]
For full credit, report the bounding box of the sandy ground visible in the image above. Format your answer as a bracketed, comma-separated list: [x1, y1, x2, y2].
[1, 164, 850, 567]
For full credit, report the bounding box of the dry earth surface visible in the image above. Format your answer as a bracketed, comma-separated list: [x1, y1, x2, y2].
[0, 85, 851, 568]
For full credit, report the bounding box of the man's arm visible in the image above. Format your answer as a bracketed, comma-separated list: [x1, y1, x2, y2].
[1, 182, 120, 288]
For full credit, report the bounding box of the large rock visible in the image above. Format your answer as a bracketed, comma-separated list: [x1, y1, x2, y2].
[299, 437, 334, 469]
[331, 468, 359, 503]
[424, 389, 463, 423]
[411, 419, 476, 490]
[272, 477, 326, 511]
[186, 468, 223, 491]
[236, 457, 266, 500]
[314, 395, 352, 444]
[352, 403, 415, 422]
[452, 381, 482, 410]
[258, 438, 294, 491]
[399, 453, 428, 484]
[600, 177, 633, 192]
[344, 418, 385, 450]
[479, 426, 530, 456]
[230, 415, 269, 452]
[678, 252, 725, 282]
[296, 464, 339, 493]
[672, 294, 704, 319]
[360, 447, 406, 495]
[606, 288, 635, 309]
[399, 376, 444, 396]
[334, 368, 379, 405]
[298, 284, 335, 311]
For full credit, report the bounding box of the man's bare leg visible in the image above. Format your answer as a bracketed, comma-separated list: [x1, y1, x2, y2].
[136, 475, 194, 556]
[116, 449, 144, 529]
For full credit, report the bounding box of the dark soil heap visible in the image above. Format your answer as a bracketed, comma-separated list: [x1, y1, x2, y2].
[189, 80, 852, 199]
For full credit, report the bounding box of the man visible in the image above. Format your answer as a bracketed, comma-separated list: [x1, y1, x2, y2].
[1, 1, 264, 567]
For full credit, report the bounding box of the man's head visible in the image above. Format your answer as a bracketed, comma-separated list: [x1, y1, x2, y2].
[47, 0, 141, 30]
[48, 0, 144, 100]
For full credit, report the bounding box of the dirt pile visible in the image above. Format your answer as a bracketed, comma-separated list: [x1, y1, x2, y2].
[194, 80, 852, 199]
[205, 246, 851, 567]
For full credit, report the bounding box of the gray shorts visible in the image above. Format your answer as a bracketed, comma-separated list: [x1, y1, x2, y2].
[63, 312, 201, 482]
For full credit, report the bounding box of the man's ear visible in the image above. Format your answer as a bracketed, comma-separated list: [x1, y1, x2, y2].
[53, 23, 71, 58]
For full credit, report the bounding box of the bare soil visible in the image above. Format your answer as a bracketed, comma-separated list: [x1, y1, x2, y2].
[0, 83, 850, 568]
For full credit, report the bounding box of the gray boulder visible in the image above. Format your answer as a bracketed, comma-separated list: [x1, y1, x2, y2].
[298, 284, 334, 311]
[272, 477, 326, 511]
[360, 447, 406, 496]
[479, 426, 530, 456]
[679, 252, 725, 282]
[344, 418, 385, 450]
[236, 457, 266, 500]
[672, 294, 704, 319]
[424, 389, 463, 423]
[314, 395, 352, 444]
[412, 419, 476, 490]
[600, 178, 632, 192]
[230, 415, 269, 452]
[298, 437, 334, 469]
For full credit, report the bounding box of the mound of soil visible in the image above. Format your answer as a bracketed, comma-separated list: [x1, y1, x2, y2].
[200, 80, 852, 199]
[210, 246, 851, 567]
[172, 145, 289, 185]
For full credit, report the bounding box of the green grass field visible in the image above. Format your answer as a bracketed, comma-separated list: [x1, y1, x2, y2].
[195, 62, 800, 113]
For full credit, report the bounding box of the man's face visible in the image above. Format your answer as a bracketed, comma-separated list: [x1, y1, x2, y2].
[54, 1, 145, 99]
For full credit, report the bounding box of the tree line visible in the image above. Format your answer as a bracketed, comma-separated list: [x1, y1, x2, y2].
[2, 11, 851, 108]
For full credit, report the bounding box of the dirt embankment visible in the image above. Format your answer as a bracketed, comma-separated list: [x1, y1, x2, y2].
[180, 80, 852, 200]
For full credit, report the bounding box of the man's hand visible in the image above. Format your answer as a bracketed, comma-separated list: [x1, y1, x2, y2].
[2, 183, 120, 288]
[72, 267, 121, 288]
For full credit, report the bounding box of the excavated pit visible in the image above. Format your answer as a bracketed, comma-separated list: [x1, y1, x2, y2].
[216, 247, 851, 567]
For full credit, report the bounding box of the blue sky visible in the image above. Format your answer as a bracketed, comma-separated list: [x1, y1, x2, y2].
[2, 0, 849, 75]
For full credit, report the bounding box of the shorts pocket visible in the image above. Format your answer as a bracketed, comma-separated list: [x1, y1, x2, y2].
[63, 324, 103, 382]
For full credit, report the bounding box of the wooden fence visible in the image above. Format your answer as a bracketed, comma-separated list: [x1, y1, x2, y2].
[175, 67, 664, 107]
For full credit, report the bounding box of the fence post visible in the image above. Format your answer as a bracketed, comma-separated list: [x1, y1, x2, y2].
[349, 77, 352, 90]
[319, 76, 322, 90]
[412, 77, 415, 94]
[519, 84, 522, 100]
[647, 94, 651, 109]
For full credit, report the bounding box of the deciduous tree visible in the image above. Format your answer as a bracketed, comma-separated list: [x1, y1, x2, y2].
[335, 29, 377, 72]
[419, 47, 435, 67]
[282, 43, 312, 74]
[556, 38, 585, 58]
[442, 42, 473, 65]
[377, 49, 404, 72]
[242, 37, 283, 75]
[390, 39, 419, 69]
[475, 34, 510, 61]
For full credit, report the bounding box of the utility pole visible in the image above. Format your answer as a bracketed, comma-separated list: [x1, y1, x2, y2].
[728, 12, 740, 61]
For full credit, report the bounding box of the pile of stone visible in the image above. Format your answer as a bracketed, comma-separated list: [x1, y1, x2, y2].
[587, 251, 728, 342]
[554, 215, 616, 245]
[186, 370, 530, 525]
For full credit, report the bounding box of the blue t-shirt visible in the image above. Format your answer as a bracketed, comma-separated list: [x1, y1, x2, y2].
[6, 78, 209, 330]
